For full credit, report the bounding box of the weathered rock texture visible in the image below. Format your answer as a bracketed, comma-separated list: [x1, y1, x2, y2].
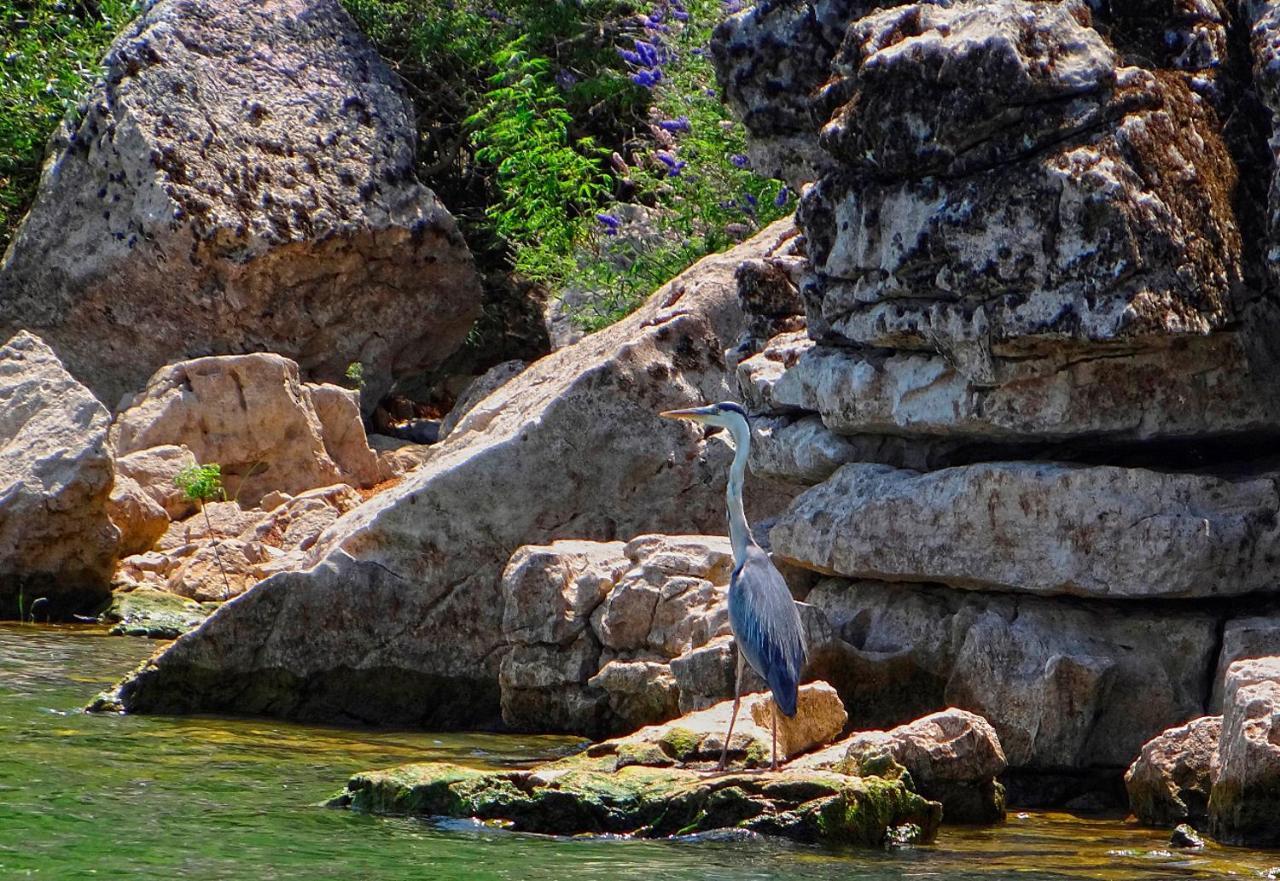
[1209, 657, 1280, 847]
[332, 688, 957, 844]
[0, 0, 481, 406]
[837, 709, 1007, 824]
[801, 579, 1219, 771]
[1125, 716, 1220, 828]
[710, 0, 1280, 802]
[103, 221, 800, 727]
[112, 353, 376, 506]
[0, 332, 119, 618]
[501, 535, 734, 736]
[1210, 617, 1280, 712]
[334, 759, 939, 845]
[771, 462, 1280, 600]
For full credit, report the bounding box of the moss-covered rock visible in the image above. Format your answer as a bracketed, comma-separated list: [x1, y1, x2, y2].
[99, 588, 215, 639]
[331, 757, 941, 845]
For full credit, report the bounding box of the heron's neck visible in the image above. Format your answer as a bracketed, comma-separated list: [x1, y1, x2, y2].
[725, 413, 753, 567]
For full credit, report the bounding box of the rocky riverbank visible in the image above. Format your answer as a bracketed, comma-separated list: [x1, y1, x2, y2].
[6, 0, 1280, 851]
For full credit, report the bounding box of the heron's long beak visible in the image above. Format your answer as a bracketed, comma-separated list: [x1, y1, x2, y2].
[660, 405, 715, 421]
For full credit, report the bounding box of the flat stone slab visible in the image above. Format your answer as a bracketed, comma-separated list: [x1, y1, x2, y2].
[331, 756, 940, 845]
[771, 461, 1280, 600]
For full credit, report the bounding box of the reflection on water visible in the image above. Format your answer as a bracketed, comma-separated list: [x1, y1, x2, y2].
[0, 623, 1277, 881]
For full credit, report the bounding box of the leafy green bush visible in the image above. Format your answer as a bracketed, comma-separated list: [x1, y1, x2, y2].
[342, 0, 789, 332]
[0, 0, 141, 252]
[173, 463, 225, 505]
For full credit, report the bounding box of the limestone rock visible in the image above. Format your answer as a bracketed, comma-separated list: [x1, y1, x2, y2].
[772, 461, 1280, 600]
[1210, 617, 1280, 712]
[368, 435, 434, 482]
[744, 332, 1280, 442]
[0, 331, 119, 618]
[842, 710, 1006, 824]
[104, 221, 800, 727]
[113, 353, 372, 506]
[711, 0, 857, 186]
[1126, 716, 1220, 828]
[601, 681, 848, 769]
[804, 579, 1218, 770]
[334, 756, 941, 845]
[108, 474, 170, 558]
[305, 384, 380, 489]
[1209, 657, 1280, 847]
[0, 0, 481, 406]
[500, 534, 741, 736]
[439, 360, 526, 441]
[114, 445, 199, 521]
[100, 587, 214, 639]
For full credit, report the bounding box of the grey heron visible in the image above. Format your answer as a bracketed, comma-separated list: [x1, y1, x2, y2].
[661, 401, 806, 771]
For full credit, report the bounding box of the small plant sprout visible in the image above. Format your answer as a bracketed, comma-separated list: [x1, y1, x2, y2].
[173, 463, 233, 601]
[344, 361, 365, 390]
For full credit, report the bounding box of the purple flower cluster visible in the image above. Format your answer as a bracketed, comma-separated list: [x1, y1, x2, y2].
[618, 0, 690, 89]
[596, 213, 621, 236]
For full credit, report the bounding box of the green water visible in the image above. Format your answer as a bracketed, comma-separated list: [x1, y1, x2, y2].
[3, 625, 1279, 881]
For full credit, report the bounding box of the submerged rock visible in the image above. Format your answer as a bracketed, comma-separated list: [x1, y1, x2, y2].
[0, 331, 119, 619]
[332, 758, 940, 845]
[1125, 716, 1220, 828]
[0, 0, 482, 406]
[101, 221, 800, 727]
[1209, 657, 1280, 847]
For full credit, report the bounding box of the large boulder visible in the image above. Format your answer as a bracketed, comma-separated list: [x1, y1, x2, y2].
[1125, 716, 1220, 828]
[0, 0, 482, 406]
[102, 220, 800, 727]
[802, 579, 1219, 770]
[112, 353, 376, 506]
[0, 332, 119, 618]
[770, 461, 1280, 600]
[1208, 657, 1280, 847]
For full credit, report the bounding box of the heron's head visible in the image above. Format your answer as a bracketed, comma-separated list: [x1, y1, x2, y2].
[660, 401, 749, 430]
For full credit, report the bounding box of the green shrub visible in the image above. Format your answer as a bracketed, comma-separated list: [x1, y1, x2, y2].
[173, 463, 225, 505]
[0, 0, 141, 252]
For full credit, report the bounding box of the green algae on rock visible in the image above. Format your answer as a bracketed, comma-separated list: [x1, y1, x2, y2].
[330, 755, 941, 845]
[99, 588, 215, 639]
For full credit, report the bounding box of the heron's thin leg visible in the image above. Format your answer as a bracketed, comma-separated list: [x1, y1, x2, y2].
[771, 701, 778, 771]
[718, 650, 746, 772]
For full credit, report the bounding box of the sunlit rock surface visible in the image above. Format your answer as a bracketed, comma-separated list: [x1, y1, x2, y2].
[0, 0, 482, 406]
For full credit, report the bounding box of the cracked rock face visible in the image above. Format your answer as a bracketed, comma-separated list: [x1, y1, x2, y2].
[0, 0, 481, 406]
[1209, 657, 1280, 847]
[102, 222, 800, 727]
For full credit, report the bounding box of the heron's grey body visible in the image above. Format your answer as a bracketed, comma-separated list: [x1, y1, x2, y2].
[730, 544, 805, 718]
[660, 400, 806, 769]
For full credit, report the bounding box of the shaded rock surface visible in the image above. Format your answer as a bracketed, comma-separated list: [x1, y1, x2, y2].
[1125, 716, 1220, 828]
[0, 0, 482, 406]
[0, 331, 119, 618]
[802, 579, 1218, 770]
[102, 221, 801, 727]
[1209, 657, 1280, 847]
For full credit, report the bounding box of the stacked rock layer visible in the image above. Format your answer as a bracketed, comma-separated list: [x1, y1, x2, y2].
[713, 0, 1280, 798]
